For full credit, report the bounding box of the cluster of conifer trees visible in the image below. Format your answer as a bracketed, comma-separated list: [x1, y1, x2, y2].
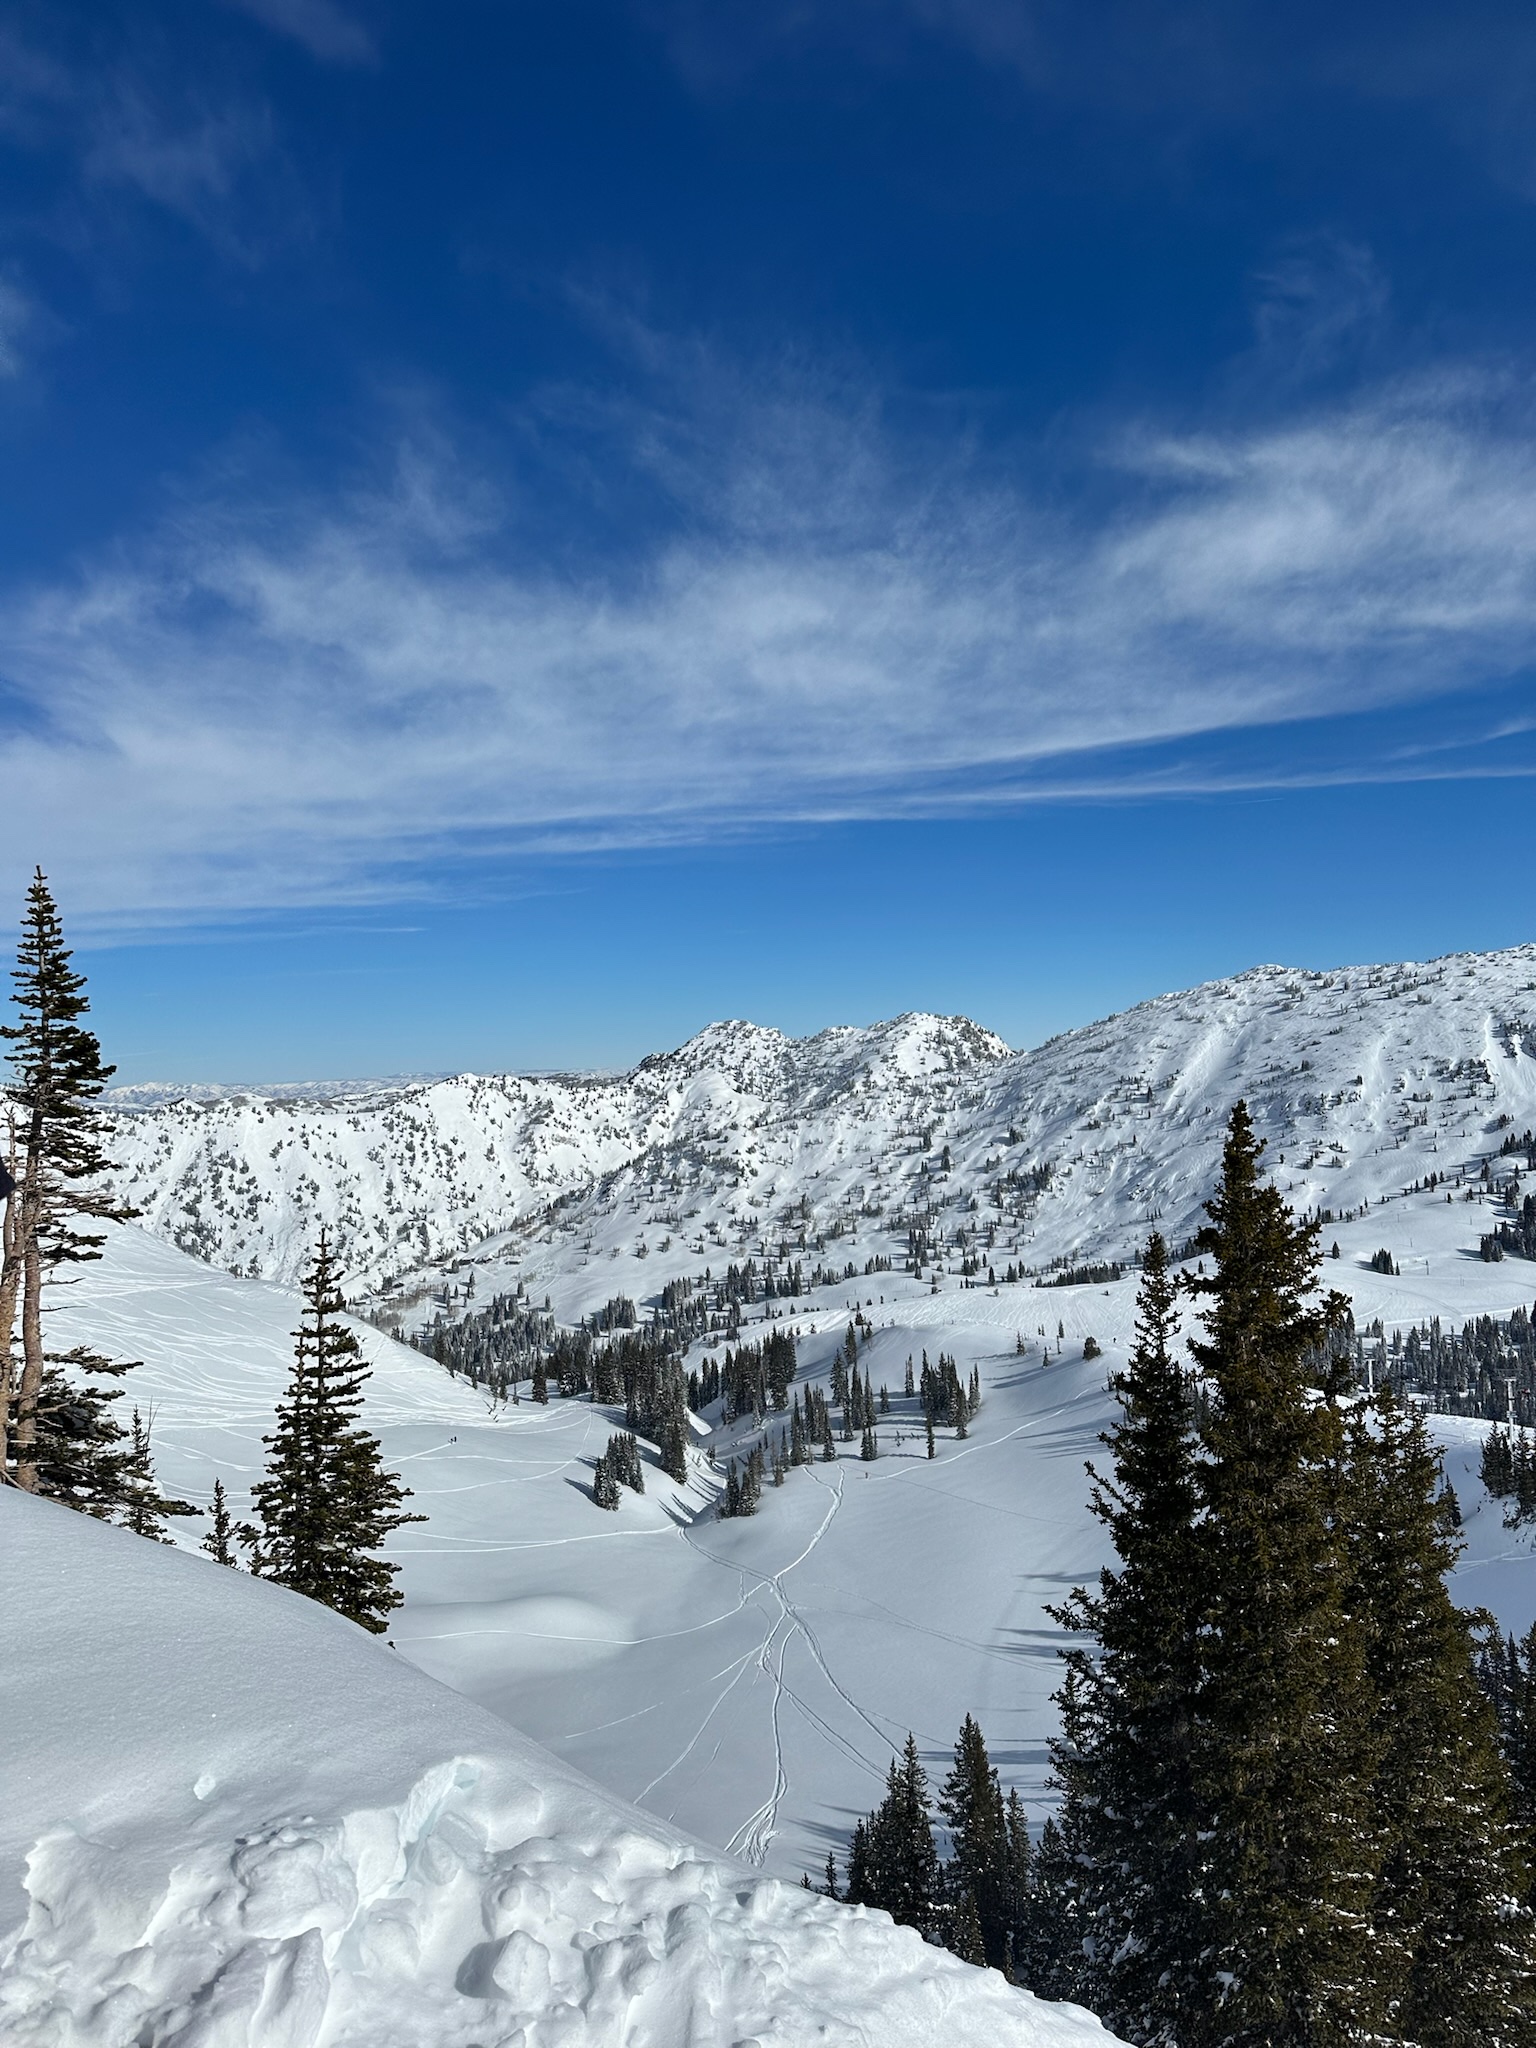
[1480, 1424, 1536, 1524]
[1038, 1104, 1534, 2046]
[593, 1427, 645, 1509]
[819, 1716, 1059, 1980]
[820, 1103, 1534, 2041]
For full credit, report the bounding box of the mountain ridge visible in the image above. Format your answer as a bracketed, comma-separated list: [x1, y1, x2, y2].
[104, 946, 1536, 1308]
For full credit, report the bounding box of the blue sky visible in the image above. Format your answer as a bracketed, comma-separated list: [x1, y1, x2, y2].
[5, 1, 1536, 1077]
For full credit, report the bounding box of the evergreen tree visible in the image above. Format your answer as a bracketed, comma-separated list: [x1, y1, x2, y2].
[938, 1713, 1012, 1969]
[1050, 1232, 1205, 2043]
[0, 870, 135, 1492]
[27, 1343, 136, 1515]
[1014, 1814, 1085, 2003]
[1185, 1102, 1381, 2046]
[593, 1448, 620, 1509]
[660, 1413, 688, 1483]
[119, 1406, 195, 1541]
[247, 1231, 422, 1631]
[1503, 1622, 1536, 1850]
[861, 1735, 941, 1936]
[950, 1885, 987, 1966]
[1348, 1393, 1535, 2044]
[202, 1477, 238, 1566]
[1001, 1787, 1032, 1979]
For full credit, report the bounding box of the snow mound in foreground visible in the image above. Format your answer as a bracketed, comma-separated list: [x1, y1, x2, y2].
[0, 1493, 1121, 2048]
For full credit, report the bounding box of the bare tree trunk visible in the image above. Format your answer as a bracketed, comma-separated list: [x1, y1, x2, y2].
[13, 1140, 43, 1492]
[0, 1124, 23, 1485]
[13, 1220, 41, 1493]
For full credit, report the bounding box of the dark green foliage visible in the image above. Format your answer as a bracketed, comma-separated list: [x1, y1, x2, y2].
[938, 1714, 1012, 1970]
[202, 1477, 238, 1566]
[2, 870, 129, 1269]
[1051, 1231, 1205, 2042]
[593, 1454, 620, 1509]
[845, 1735, 940, 1937]
[605, 1428, 645, 1493]
[1053, 1105, 1536, 2048]
[949, 1886, 987, 1966]
[26, 1344, 135, 1516]
[1082, 1335, 1102, 1360]
[120, 1406, 198, 1542]
[1346, 1392, 1535, 2045]
[2, 869, 135, 1493]
[1184, 1101, 1381, 2047]
[247, 1231, 423, 1632]
[660, 1412, 688, 1483]
[1013, 1814, 1085, 2003]
[1370, 1247, 1399, 1275]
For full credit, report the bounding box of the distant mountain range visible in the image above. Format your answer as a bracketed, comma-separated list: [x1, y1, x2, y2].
[106, 946, 1536, 1304]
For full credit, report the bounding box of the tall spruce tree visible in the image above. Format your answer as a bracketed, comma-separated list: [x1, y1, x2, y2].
[1347, 1393, 1535, 2045]
[1, 870, 135, 1494]
[1014, 1812, 1086, 2003]
[938, 1714, 1012, 1969]
[1186, 1101, 1381, 2047]
[247, 1230, 422, 1631]
[847, 1735, 940, 1937]
[1051, 1230, 1205, 2044]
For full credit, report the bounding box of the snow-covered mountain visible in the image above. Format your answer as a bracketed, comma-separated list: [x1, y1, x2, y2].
[105, 944, 1536, 1315]
[0, 1483, 1122, 2048]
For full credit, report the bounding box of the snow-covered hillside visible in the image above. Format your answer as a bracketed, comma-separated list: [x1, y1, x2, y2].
[104, 945, 1536, 1326]
[40, 1179, 1536, 1903]
[0, 1485, 1121, 2048]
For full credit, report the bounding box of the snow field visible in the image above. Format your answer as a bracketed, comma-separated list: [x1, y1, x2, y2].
[0, 1488, 1123, 2048]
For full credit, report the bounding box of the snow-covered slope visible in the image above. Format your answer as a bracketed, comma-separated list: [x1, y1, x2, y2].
[104, 946, 1536, 1323]
[42, 1223, 1113, 1887]
[0, 1486, 1121, 2048]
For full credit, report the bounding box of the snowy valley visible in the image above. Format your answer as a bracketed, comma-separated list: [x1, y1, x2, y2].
[15, 941, 1536, 2045]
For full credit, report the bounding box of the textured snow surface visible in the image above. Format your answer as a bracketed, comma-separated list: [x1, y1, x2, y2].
[102, 945, 1536, 1303]
[0, 1490, 1122, 2048]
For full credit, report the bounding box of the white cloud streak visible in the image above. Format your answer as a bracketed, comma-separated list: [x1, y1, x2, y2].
[4, 364, 1535, 924]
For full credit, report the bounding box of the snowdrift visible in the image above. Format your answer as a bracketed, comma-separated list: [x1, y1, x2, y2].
[0, 1489, 1123, 2048]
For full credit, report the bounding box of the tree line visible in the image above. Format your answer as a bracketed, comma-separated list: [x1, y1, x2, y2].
[0, 870, 417, 1634]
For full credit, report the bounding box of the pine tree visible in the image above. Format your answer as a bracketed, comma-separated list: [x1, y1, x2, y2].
[660, 1413, 688, 1483]
[1014, 1813, 1085, 2002]
[1348, 1392, 1535, 2044]
[247, 1231, 422, 1630]
[950, 1885, 987, 1966]
[202, 1477, 238, 1566]
[1185, 1102, 1381, 2046]
[1, 870, 135, 1492]
[593, 1449, 620, 1509]
[939, 1714, 1012, 1969]
[1050, 1231, 1205, 2042]
[1001, 1787, 1032, 1979]
[119, 1406, 195, 1540]
[862, 1735, 940, 1936]
[27, 1343, 135, 1514]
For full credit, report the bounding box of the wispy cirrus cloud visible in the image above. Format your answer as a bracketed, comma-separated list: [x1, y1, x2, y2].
[222, 0, 376, 68]
[4, 352, 1536, 927]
